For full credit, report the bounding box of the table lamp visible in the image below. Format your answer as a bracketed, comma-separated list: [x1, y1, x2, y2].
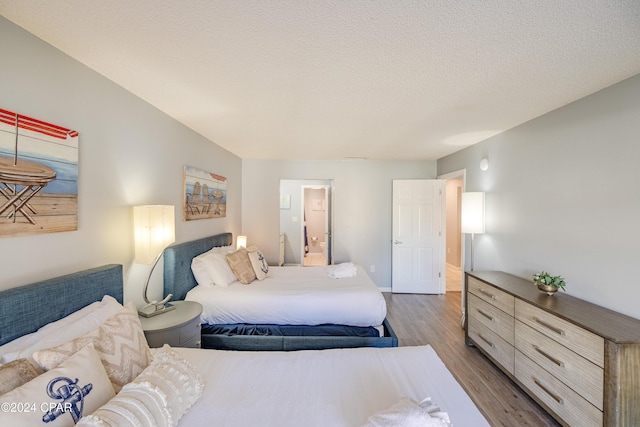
[134, 205, 176, 317]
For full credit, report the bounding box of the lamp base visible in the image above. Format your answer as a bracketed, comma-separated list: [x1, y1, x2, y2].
[138, 302, 176, 318]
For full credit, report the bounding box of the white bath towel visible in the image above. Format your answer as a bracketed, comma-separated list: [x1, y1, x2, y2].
[327, 262, 358, 279]
[364, 397, 451, 427]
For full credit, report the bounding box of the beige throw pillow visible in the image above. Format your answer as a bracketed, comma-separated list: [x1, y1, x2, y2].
[0, 358, 43, 395]
[226, 247, 256, 284]
[32, 303, 152, 393]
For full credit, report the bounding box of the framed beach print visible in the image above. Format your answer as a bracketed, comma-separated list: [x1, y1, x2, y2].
[183, 165, 227, 221]
[0, 108, 78, 238]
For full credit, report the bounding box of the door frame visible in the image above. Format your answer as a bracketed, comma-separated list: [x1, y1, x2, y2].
[438, 168, 467, 326]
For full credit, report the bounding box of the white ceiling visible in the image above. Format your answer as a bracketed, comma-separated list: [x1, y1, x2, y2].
[1, 1, 639, 160]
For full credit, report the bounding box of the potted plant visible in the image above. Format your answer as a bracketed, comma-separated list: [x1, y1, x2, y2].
[533, 271, 566, 296]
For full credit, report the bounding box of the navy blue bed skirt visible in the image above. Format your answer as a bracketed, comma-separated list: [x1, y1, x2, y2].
[201, 323, 381, 337]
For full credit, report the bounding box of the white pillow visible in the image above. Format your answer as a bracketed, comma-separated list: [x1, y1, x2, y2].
[0, 343, 115, 427]
[191, 248, 237, 287]
[210, 245, 233, 253]
[247, 246, 270, 281]
[32, 303, 152, 393]
[0, 295, 122, 364]
[78, 345, 204, 427]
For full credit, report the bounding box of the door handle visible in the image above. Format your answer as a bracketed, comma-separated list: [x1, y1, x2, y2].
[393, 240, 403, 244]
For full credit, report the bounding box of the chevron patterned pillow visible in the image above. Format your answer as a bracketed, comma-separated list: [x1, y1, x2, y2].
[33, 303, 152, 393]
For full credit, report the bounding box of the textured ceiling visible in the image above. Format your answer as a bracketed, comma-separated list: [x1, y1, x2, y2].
[1, 1, 639, 160]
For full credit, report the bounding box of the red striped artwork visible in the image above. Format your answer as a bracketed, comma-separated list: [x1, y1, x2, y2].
[0, 108, 78, 140]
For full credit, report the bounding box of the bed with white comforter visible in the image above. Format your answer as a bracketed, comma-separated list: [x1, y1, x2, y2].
[187, 265, 387, 327]
[164, 233, 397, 350]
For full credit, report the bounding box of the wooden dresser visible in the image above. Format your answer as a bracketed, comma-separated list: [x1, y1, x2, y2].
[465, 271, 640, 427]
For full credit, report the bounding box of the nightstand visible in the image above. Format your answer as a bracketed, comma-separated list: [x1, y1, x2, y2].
[138, 300, 202, 348]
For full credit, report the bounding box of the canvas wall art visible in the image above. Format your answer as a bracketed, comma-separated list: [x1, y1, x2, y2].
[0, 108, 78, 238]
[183, 165, 227, 221]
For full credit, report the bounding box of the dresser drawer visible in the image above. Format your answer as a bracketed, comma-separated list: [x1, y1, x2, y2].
[469, 318, 514, 375]
[516, 351, 602, 427]
[469, 294, 514, 345]
[515, 321, 603, 410]
[468, 277, 515, 315]
[515, 300, 604, 368]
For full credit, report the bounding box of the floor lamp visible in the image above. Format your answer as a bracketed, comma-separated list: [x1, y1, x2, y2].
[460, 192, 485, 329]
[134, 205, 176, 317]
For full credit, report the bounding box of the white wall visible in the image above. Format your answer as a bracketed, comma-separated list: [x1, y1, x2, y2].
[0, 17, 242, 304]
[438, 73, 640, 320]
[243, 159, 437, 288]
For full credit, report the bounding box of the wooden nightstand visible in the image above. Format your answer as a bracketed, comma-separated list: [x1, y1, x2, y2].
[138, 300, 202, 348]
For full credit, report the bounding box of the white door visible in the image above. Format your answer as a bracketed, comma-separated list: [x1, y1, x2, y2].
[392, 179, 445, 294]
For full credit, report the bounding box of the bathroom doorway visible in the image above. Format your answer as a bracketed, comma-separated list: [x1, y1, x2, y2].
[280, 179, 333, 266]
[302, 185, 331, 266]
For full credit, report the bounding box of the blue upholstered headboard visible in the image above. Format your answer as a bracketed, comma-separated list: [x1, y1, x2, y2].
[163, 232, 233, 301]
[0, 264, 123, 346]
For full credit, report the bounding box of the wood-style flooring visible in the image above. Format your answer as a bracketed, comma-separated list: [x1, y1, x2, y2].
[383, 291, 561, 427]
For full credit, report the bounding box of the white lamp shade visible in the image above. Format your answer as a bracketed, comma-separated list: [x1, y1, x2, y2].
[236, 235, 247, 249]
[134, 205, 175, 264]
[461, 192, 485, 234]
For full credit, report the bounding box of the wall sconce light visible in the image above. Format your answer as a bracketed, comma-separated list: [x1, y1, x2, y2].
[461, 192, 485, 271]
[480, 157, 489, 171]
[236, 235, 247, 249]
[134, 205, 176, 317]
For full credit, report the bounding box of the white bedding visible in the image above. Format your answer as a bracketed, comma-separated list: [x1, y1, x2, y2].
[186, 265, 387, 327]
[173, 344, 489, 427]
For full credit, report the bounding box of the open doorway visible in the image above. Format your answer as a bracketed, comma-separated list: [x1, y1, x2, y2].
[445, 177, 463, 292]
[439, 169, 466, 325]
[280, 179, 333, 266]
[302, 186, 330, 266]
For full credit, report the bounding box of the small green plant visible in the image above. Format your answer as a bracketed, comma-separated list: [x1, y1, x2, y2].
[533, 271, 566, 291]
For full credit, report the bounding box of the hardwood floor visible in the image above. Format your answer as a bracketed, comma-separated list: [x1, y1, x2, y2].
[383, 291, 560, 427]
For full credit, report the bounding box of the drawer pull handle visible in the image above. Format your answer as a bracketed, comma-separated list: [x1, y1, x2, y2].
[533, 377, 564, 405]
[533, 317, 566, 337]
[534, 346, 565, 367]
[479, 289, 496, 300]
[477, 309, 495, 322]
[478, 333, 496, 349]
